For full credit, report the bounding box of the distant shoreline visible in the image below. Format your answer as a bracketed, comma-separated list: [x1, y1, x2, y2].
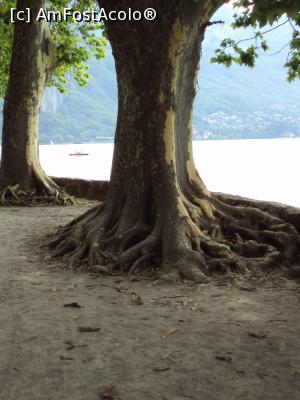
[37, 136, 300, 146]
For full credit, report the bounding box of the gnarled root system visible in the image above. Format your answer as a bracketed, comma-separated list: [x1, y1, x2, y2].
[49, 192, 300, 282]
[0, 184, 75, 206]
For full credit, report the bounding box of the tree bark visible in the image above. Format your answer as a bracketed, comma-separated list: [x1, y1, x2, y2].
[52, 0, 300, 281]
[0, 0, 70, 205]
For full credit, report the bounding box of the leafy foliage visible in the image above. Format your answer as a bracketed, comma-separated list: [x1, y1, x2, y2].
[0, 1, 14, 97]
[212, 0, 300, 81]
[0, 0, 107, 97]
[1, 5, 299, 143]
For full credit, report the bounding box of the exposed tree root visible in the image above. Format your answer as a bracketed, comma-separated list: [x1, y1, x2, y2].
[0, 184, 75, 206]
[49, 192, 300, 283]
[47, 0, 300, 283]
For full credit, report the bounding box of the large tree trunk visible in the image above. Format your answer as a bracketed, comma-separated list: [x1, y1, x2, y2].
[0, 0, 71, 205]
[52, 0, 300, 281]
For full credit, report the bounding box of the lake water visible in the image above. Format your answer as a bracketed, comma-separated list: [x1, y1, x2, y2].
[20, 138, 300, 208]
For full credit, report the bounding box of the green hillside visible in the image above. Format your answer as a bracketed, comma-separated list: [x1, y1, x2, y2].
[1, 6, 300, 143]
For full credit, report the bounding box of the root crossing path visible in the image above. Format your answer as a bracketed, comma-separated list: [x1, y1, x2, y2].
[0, 206, 300, 400]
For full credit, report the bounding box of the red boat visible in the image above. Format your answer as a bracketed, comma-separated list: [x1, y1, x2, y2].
[69, 150, 89, 156]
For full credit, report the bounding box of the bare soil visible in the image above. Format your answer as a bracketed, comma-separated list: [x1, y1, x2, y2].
[0, 205, 299, 400]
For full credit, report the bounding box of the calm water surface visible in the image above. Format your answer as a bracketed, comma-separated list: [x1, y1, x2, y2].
[13, 138, 300, 208]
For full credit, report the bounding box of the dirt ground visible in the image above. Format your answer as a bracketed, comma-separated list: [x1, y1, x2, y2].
[0, 205, 299, 400]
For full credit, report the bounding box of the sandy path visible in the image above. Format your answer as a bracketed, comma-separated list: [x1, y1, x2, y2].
[0, 206, 299, 400]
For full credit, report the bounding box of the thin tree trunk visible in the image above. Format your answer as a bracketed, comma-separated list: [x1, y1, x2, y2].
[0, 0, 70, 204]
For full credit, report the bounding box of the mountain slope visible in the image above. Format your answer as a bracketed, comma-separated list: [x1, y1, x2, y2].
[1, 5, 299, 143]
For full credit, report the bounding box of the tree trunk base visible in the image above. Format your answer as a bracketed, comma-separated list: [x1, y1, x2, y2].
[0, 183, 75, 206]
[0, 161, 76, 206]
[49, 193, 300, 283]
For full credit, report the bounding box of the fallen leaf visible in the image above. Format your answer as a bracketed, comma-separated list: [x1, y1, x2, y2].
[65, 340, 75, 350]
[99, 385, 120, 400]
[59, 355, 74, 361]
[236, 369, 246, 375]
[64, 302, 81, 308]
[247, 331, 267, 339]
[78, 326, 100, 333]
[165, 327, 177, 335]
[153, 366, 170, 372]
[216, 355, 232, 362]
[130, 293, 143, 305]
